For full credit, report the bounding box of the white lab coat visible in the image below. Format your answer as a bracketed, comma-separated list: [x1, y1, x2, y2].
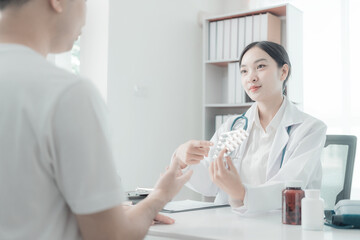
[184, 97, 327, 215]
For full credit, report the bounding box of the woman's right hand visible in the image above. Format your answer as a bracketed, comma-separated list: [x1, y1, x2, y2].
[174, 140, 213, 169]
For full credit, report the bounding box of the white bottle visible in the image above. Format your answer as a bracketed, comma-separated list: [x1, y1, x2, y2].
[301, 189, 324, 230]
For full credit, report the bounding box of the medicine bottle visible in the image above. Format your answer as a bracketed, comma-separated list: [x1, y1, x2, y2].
[282, 180, 304, 225]
[301, 189, 324, 230]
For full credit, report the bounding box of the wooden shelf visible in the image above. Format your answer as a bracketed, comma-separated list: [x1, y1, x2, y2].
[207, 4, 287, 22]
[205, 59, 239, 67]
[202, 3, 303, 140]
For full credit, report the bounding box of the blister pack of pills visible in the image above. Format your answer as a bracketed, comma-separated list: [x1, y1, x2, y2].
[213, 128, 249, 159]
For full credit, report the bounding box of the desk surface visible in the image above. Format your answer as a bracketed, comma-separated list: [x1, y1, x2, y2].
[148, 207, 359, 240]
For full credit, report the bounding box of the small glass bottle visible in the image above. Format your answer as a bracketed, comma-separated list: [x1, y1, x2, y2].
[301, 189, 324, 230]
[282, 180, 305, 225]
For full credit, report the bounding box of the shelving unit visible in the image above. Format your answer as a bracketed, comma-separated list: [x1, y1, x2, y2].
[202, 3, 303, 140]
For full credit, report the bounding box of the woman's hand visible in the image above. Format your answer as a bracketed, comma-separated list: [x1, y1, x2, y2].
[174, 140, 213, 169]
[209, 148, 245, 201]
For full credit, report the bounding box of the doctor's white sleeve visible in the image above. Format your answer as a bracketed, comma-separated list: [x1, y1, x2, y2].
[232, 119, 327, 215]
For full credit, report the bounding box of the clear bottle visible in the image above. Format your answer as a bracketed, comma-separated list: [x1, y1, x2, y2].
[301, 189, 324, 230]
[282, 180, 305, 225]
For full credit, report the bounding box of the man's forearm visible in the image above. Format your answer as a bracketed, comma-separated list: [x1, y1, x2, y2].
[125, 190, 168, 239]
[76, 191, 169, 240]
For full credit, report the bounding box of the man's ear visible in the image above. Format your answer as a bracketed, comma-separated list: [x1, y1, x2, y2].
[49, 0, 63, 13]
[281, 64, 289, 82]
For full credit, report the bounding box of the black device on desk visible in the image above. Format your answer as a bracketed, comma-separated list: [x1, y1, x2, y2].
[324, 200, 360, 229]
[126, 189, 150, 204]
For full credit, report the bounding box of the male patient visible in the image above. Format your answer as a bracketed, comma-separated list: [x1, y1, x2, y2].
[0, 0, 192, 239]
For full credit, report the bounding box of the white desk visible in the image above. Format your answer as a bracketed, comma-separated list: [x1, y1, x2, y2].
[148, 207, 359, 240]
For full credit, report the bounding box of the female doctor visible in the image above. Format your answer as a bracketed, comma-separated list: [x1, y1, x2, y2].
[173, 41, 327, 214]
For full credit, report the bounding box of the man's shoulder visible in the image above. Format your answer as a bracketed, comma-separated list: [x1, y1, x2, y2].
[0, 44, 82, 87]
[0, 46, 96, 109]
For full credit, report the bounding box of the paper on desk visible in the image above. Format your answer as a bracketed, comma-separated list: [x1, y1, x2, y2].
[161, 199, 229, 213]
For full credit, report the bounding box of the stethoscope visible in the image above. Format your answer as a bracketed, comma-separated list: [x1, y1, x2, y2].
[230, 112, 248, 131]
[230, 112, 292, 168]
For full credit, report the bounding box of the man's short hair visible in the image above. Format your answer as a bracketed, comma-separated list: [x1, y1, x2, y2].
[0, 0, 30, 10]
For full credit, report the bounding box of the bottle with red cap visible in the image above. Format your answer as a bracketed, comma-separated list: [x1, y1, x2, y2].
[282, 180, 305, 225]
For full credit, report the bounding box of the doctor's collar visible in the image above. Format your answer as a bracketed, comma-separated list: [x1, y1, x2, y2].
[253, 98, 287, 132]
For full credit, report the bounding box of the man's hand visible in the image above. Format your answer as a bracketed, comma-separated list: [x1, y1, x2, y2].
[122, 204, 174, 224]
[152, 158, 193, 203]
[209, 148, 245, 201]
[174, 140, 213, 169]
[152, 213, 175, 225]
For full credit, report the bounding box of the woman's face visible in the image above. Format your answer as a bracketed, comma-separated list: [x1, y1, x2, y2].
[240, 47, 286, 103]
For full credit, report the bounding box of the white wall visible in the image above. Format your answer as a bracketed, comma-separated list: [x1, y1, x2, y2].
[79, 0, 109, 100]
[107, 0, 223, 199]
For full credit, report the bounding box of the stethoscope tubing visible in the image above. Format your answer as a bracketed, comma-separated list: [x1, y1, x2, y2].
[230, 113, 248, 131]
[229, 111, 291, 169]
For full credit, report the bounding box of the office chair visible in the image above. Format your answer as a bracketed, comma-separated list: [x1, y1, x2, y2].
[320, 135, 357, 210]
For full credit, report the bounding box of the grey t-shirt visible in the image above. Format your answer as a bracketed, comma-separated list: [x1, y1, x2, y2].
[0, 44, 124, 240]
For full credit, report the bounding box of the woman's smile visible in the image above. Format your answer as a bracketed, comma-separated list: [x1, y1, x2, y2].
[249, 85, 261, 92]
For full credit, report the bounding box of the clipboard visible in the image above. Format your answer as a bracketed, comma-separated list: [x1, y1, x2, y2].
[161, 200, 230, 213]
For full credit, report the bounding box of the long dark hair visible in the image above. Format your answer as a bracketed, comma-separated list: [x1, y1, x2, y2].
[239, 41, 291, 95]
